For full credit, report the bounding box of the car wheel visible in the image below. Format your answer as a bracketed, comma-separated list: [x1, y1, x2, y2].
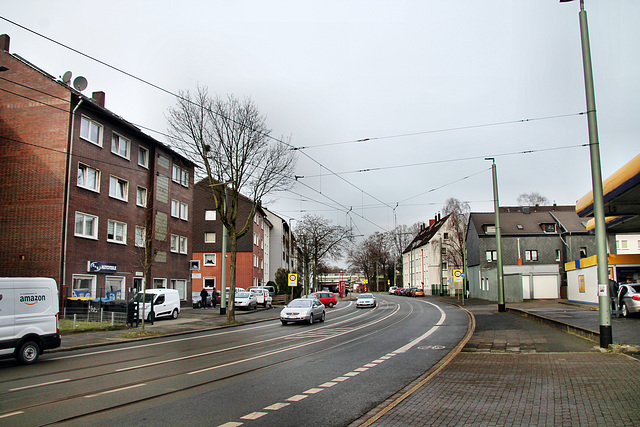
[195, 301, 201, 309]
[622, 303, 629, 318]
[281, 320, 288, 325]
[308, 314, 314, 324]
[16, 341, 40, 365]
[328, 302, 334, 308]
[320, 311, 325, 322]
[171, 309, 179, 319]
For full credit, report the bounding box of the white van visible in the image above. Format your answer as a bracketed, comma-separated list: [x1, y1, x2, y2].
[0, 277, 62, 364]
[133, 288, 181, 321]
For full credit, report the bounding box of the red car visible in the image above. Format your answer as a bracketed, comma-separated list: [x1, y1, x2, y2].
[310, 291, 338, 308]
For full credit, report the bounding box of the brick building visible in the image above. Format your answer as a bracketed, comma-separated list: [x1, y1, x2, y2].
[0, 34, 194, 304]
[191, 180, 268, 294]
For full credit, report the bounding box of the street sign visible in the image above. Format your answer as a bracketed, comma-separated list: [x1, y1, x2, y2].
[288, 274, 298, 287]
[453, 269, 463, 283]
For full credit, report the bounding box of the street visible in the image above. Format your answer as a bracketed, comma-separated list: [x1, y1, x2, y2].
[0, 295, 468, 426]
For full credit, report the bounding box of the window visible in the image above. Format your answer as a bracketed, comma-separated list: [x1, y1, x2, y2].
[205, 210, 216, 221]
[171, 199, 180, 217]
[441, 248, 447, 255]
[442, 261, 448, 270]
[204, 253, 216, 266]
[180, 202, 189, 221]
[179, 236, 188, 254]
[580, 247, 587, 258]
[138, 146, 149, 168]
[172, 164, 181, 183]
[105, 276, 125, 299]
[72, 275, 96, 298]
[485, 250, 497, 262]
[75, 212, 98, 239]
[153, 278, 167, 289]
[485, 225, 496, 234]
[541, 223, 556, 233]
[77, 164, 100, 192]
[181, 169, 189, 187]
[525, 250, 538, 262]
[171, 279, 187, 300]
[135, 226, 146, 247]
[111, 133, 130, 159]
[171, 234, 179, 253]
[137, 186, 147, 207]
[555, 249, 561, 262]
[80, 116, 102, 146]
[205, 232, 216, 243]
[443, 232, 449, 240]
[109, 176, 128, 201]
[617, 240, 628, 250]
[107, 220, 127, 244]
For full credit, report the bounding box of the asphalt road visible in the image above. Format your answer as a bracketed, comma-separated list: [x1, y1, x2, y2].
[0, 295, 468, 426]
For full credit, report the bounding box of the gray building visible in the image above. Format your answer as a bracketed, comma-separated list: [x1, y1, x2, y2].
[466, 205, 601, 302]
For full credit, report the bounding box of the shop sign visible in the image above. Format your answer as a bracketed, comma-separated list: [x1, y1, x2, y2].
[87, 261, 118, 273]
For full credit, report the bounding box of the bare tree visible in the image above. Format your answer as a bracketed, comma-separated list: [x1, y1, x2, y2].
[295, 214, 353, 294]
[517, 192, 550, 206]
[167, 87, 296, 322]
[388, 223, 421, 286]
[441, 197, 470, 272]
[348, 232, 393, 291]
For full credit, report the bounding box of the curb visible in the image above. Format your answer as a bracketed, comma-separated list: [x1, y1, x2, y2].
[506, 307, 600, 343]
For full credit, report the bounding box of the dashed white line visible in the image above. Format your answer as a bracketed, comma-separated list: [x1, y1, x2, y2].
[286, 395, 308, 402]
[9, 378, 71, 392]
[355, 367, 369, 372]
[344, 372, 360, 377]
[218, 423, 243, 427]
[320, 381, 337, 388]
[240, 412, 267, 420]
[304, 388, 324, 394]
[332, 376, 350, 382]
[84, 383, 145, 398]
[0, 411, 24, 420]
[264, 402, 290, 410]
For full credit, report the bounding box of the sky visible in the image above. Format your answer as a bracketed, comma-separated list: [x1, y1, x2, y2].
[2, 1, 639, 246]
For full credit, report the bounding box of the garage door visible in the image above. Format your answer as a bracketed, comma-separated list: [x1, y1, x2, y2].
[532, 275, 559, 299]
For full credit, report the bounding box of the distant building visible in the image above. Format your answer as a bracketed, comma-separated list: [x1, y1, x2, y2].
[466, 205, 599, 302]
[0, 34, 195, 303]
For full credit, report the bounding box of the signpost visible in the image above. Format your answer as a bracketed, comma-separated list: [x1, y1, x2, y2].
[453, 269, 465, 305]
[288, 273, 297, 302]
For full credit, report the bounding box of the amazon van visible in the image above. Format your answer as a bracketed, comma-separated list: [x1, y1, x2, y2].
[0, 277, 62, 364]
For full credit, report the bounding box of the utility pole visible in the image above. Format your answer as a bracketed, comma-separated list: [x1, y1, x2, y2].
[486, 158, 505, 312]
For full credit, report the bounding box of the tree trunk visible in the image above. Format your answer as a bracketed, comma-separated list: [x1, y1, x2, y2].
[227, 229, 238, 322]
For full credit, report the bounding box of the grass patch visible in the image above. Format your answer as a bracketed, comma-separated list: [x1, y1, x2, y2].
[120, 331, 163, 339]
[223, 320, 244, 326]
[60, 318, 128, 334]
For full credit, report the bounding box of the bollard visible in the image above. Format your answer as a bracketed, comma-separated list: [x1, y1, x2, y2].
[73, 313, 77, 329]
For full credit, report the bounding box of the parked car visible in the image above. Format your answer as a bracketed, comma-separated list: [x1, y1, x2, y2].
[216, 287, 245, 305]
[192, 290, 212, 308]
[234, 291, 258, 310]
[389, 286, 398, 295]
[618, 283, 640, 317]
[310, 291, 337, 308]
[250, 288, 273, 308]
[133, 289, 181, 321]
[280, 298, 325, 325]
[414, 288, 425, 297]
[356, 293, 377, 308]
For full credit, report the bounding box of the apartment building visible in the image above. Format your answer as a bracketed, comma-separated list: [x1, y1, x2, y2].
[0, 34, 194, 303]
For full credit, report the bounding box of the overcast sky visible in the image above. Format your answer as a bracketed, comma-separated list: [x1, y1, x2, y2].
[2, 1, 638, 242]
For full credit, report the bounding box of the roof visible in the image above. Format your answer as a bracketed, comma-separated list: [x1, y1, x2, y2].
[403, 214, 451, 253]
[469, 206, 588, 237]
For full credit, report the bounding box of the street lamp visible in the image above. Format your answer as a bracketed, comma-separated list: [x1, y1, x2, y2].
[485, 158, 505, 312]
[560, 0, 611, 348]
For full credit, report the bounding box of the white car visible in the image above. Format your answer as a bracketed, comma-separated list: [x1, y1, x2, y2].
[249, 288, 273, 308]
[356, 293, 377, 308]
[280, 298, 325, 325]
[234, 291, 258, 310]
[388, 286, 398, 295]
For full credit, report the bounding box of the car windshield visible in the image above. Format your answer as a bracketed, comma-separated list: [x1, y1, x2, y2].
[289, 300, 312, 308]
[359, 294, 374, 299]
[236, 292, 251, 298]
[133, 293, 154, 303]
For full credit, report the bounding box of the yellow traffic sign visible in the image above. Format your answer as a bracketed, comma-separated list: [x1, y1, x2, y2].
[288, 274, 298, 287]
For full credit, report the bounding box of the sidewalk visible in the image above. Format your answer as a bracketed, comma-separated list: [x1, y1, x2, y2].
[353, 297, 640, 427]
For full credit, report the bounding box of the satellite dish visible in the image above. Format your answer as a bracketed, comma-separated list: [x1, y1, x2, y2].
[73, 76, 88, 91]
[62, 71, 72, 85]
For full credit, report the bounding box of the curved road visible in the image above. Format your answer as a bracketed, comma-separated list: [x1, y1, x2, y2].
[0, 295, 469, 426]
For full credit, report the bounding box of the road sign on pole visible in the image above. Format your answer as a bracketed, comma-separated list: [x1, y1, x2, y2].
[453, 269, 463, 283]
[288, 274, 298, 287]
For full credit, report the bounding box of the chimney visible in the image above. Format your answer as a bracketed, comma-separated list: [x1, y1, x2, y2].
[92, 91, 105, 108]
[429, 219, 435, 227]
[0, 34, 9, 52]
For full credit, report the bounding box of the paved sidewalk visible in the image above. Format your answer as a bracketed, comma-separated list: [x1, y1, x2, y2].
[353, 298, 640, 427]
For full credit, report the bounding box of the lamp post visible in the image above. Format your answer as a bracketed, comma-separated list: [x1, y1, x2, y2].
[560, 0, 611, 348]
[485, 158, 505, 312]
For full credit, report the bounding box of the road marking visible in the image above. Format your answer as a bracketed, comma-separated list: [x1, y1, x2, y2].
[332, 376, 350, 382]
[240, 412, 267, 420]
[393, 301, 446, 354]
[355, 367, 369, 372]
[372, 359, 385, 363]
[218, 423, 243, 427]
[320, 381, 337, 387]
[9, 378, 71, 392]
[264, 403, 290, 410]
[0, 412, 24, 419]
[304, 388, 324, 394]
[286, 394, 308, 402]
[344, 372, 360, 377]
[364, 363, 377, 367]
[84, 383, 145, 398]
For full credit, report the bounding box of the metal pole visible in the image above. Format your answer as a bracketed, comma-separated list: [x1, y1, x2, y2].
[576, 0, 611, 347]
[486, 158, 505, 312]
[220, 186, 228, 315]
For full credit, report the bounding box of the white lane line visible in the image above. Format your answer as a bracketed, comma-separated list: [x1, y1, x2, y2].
[304, 388, 324, 394]
[332, 376, 350, 382]
[355, 367, 369, 372]
[393, 300, 446, 354]
[320, 382, 337, 388]
[364, 363, 377, 367]
[372, 359, 385, 363]
[344, 372, 360, 377]
[286, 395, 308, 402]
[218, 423, 243, 427]
[9, 378, 71, 392]
[264, 402, 290, 410]
[0, 411, 24, 419]
[84, 383, 145, 398]
[240, 412, 267, 420]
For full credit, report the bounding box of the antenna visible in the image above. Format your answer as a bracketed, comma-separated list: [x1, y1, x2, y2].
[73, 76, 88, 91]
[62, 71, 72, 85]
